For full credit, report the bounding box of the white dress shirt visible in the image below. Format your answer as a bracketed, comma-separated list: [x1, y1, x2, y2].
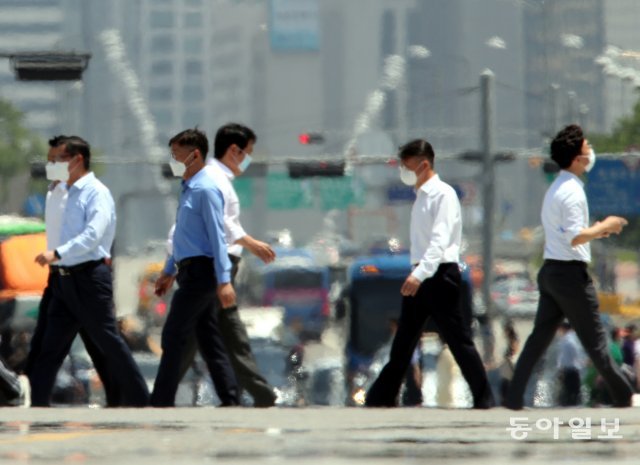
[204, 158, 246, 257]
[542, 170, 591, 262]
[44, 182, 68, 250]
[410, 174, 462, 282]
[56, 172, 116, 266]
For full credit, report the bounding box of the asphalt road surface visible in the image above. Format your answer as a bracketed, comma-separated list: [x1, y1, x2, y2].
[1, 406, 639, 464]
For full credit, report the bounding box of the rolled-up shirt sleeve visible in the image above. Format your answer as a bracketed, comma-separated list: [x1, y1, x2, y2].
[562, 192, 587, 246]
[225, 197, 247, 245]
[411, 191, 457, 282]
[201, 187, 232, 284]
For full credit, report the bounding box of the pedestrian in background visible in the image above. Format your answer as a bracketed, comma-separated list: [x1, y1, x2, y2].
[556, 321, 585, 406]
[505, 124, 634, 410]
[365, 139, 494, 409]
[172, 123, 277, 407]
[152, 128, 239, 407]
[24, 135, 118, 406]
[31, 136, 149, 407]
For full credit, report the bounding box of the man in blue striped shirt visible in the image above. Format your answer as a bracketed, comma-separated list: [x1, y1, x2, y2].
[31, 136, 149, 407]
[151, 128, 239, 407]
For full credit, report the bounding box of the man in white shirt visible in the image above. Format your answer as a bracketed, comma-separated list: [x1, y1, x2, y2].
[162, 123, 278, 407]
[365, 139, 494, 409]
[505, 124, 634, 409]
[25, 135, 117, 406]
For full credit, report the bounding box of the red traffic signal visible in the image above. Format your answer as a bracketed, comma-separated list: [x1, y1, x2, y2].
[298, 132, 325, 145]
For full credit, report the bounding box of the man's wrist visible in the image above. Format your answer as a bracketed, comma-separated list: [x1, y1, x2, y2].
[53, 249, 61, 260]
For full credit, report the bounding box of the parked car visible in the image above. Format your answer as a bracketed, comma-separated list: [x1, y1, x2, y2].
[492, 277, 539, 318]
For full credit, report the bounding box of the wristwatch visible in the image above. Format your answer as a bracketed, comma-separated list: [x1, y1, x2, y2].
[54, 249, 61, 260]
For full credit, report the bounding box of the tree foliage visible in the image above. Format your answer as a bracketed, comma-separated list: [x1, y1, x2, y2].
[0, 98, 45, 205]
[590, 91, 640, 153]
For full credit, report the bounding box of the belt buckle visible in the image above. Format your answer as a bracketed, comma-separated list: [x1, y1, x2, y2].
[58, 267, 71, 276]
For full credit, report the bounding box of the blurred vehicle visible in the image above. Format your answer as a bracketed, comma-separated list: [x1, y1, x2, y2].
[0, 216, 48, 371]
[236, 247, 331, 340]
[136, 261, 172, 328]
[492, 276, 539, 318]
[343, 252, 476, 405]
[343, 252, 409, 405]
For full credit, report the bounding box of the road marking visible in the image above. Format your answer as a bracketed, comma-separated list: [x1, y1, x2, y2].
[0, 430, 113, 445]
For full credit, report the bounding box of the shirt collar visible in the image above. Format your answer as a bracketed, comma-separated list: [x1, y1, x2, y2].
[183, 166, 207, 190]
[418, 174, 441, 195]
[68, 172, 95, 191]
[558, 170, 584, 188]
[212, 158, 235, 180]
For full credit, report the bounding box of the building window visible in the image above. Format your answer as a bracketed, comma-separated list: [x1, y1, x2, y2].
[183, 36, 203, 54]
[185, 60, 203, 75]
[151, 61, 173, 76]
[183, 85, 204, 102]
[151, 35, 175, 53]
[150, 11, 174, 28]
[150, 86, 173, 101]
[182, 108, 204, 126]
[153, 108, 173, 127]
[184, 12, 202, 28]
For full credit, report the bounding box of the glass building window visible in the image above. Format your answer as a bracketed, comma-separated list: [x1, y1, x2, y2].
[150, 86, 173, 101]
[185, 60, 203, 75]
[151, 35, 175, 53]
[151, 61, 173, 76]
[184, 12, 202, 28]
[182, 108, 204, 126]
[150, 11, 174, 28]
[154, 108, 173, 127]
[183, 36, 203, 54]
[183, 85, 204, 102]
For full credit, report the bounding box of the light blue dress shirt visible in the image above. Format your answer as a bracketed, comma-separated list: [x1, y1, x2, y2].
[163, 168, 231, 284]
[56, 172, 116, 267]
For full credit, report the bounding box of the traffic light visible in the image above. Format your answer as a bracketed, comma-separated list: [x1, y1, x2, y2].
[298, 132, 325, 145]
[287, 160, 345, 178]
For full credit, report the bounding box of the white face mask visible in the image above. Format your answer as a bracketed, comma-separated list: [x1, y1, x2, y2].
[585, 148, 596, 172]
[238, 153, 252, 172]
[45, 161, 69, 181]
[169, 160, 185, 177]
[169, 151, 195, 177]
[399, 165, 417, 186]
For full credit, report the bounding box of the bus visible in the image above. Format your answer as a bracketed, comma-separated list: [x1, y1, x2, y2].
[236, 247, 331, 340]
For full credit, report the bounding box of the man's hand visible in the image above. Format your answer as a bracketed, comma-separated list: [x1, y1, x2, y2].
[241, 236, 276, 264]
[217, 282, 236, 308]
[35, 250, 58, 267]
[602, 216, 628, 235]
[154, 272, 175, 297]
[400, 275, 422, 297]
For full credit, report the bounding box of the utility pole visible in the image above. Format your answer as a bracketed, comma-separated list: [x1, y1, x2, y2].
[567, 91, 577, 124]
[480, 69, 496, 365]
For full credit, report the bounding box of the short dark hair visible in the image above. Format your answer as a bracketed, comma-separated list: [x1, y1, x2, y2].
[48, 135, 68, 148]
[214, 123, 257, 159]
[62, 136, 91, 170]
[398, 138, 435, 168]
[169, 127, 209, 159]
[550, 124, 584, 169]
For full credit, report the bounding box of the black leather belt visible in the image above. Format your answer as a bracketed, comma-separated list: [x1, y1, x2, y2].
[177, 256, 212, 269]
[544, 259, 587, 267]
[51, 259, 106, 276]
